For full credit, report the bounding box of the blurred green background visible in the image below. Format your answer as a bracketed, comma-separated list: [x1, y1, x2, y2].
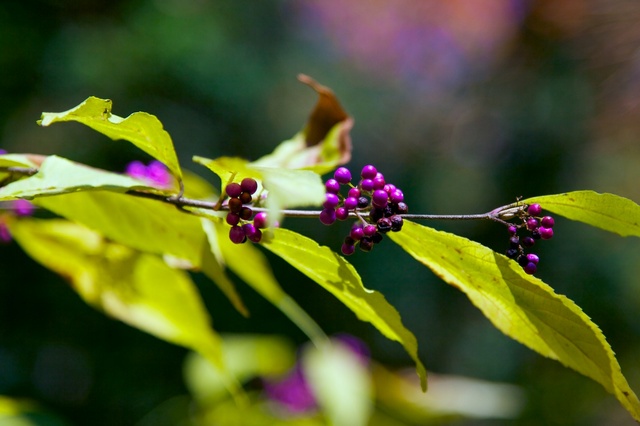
[1, 0, 640, 424]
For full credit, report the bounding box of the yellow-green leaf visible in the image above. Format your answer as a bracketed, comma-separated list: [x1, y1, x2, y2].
[389, 220, 640, 421]
[262, 227, 427, 391]
[7, 218, 229, 383]
[34, 191, 206, 267]
[524, 190, 640, 237]
[38, 96, 182, 180]
[0, 155, 155, 200]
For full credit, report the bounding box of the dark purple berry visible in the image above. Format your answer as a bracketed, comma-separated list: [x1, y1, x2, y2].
[344, 236, 356, 246]
[248, 229, 262, 243]
[242, 223, 258, 238]
[226, 212, 240, 226]
[357, 196, 370, 209]
[359, 179, 374, 192]
[225, 182, 242, 198]
[508, 225, 518, 235]
[359, 238, 374, 252]
[361, 165, 377, 180]
[343, 197, 358, 210]
[371, 232, 383, 244]
[334, 167, 352, 184]
[228, 197, 243, 213]
[324, 193, 340, 209]
[348, 187, 361, 199]
[240, 178, 258, 194]
[389, 189, 404, 204]
[390, 214, 403, 232]
[527, 203, 542, 216]
[506, 248, 519, 259]
[253, 212, 268, 228]
[372, 190, 389, 208]
[363, 224, 377, 237]
[239, 192, 252, 204]
[524, 262, 537, 275]
[517, 255, 529, 267]
[539, 227, 553, 240]
[336, 207, 349, 221]
[229, 225, 246, 244]
[394, 202, 409, 214]
[526, 218, 539, 231]
[509, 236, 520, 249]
[541, 216, 555, 228]
[325, 179, 341, 194]
[341, 243, 355, 256]
[531, 229, 542, 240]
[526, 253, 540, 264]
[521, 236, 535, 247]
[369, 208, 383, 221]
[319, 208, 337, 225]
[382, 205, 394, 217]
[377, 217, 392, 233]
[239, 206, 253, 220]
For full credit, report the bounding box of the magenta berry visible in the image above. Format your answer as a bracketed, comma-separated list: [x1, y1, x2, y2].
[229, 226, 246, 244]
[359, 179, 374, 192]
[526, 217, 539, 231]
[372, 190, 389, 208]
[341, 243, 355, 256]
[539, 227, 554, 240]
[350, 226, 365, 241]
[527, 203, 542, 216]
[242, 223, 258, 238]
[383, 184, 396, 194]
[325, 179, 341, 194]
[508, 225, 518, 235]
[524, 262, 537, 275]
[324, 193, 340, 209]
[248, 229, 263, 243]
[526, 253, 540, 264]
[363, 224, 377, 237]
[253, 212, 268, 228]
[389, 189, 404, 204]
[372, 173, 386, 190]
[226, 212, 240, 226]
[335, 207, 349, 221]
[225, 182, 242, 198]
[348, 187, 361, 199]
[361, 165, 377, 180]
[343, 197, 358, 210]
[319, 208, 337, 225]
[240, 178, 258, 194]
[541, 216, 555, 228]
[334, 167, 352, 184]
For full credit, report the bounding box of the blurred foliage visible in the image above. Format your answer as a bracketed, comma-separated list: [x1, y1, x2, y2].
[2, 0, 640, 424]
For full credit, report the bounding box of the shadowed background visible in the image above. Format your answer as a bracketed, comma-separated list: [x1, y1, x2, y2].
[1, 0, 640, 424]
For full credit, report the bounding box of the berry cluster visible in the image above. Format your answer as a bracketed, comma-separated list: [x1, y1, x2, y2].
[320, 165, 407, 255]
[505, 203, 555, 274]
[224, 177, 269, 244]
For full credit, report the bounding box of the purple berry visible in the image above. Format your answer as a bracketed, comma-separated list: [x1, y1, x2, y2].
[389, 214, 403, 232]
[241, 178, 258, 194]
[359, 238, 374, 252]
[359, 179, 374, 192]
[508, 225, 517, 235]
[527, 203, 542, 216]
[506, 248, 519, 259]
[253, 212, 268, 228]
[521, 236, 535, 247]
[357, 196, 370, 209]
[242, 223, 258, 238]
[361, 165, 377, 180]
[350, 226, 365, 241]
[372, 173, 386, 190]
[348, 187, 361, 199]
[324, 193, 340, 209]
[383, 184, 396, 194]
[369, 208, 383, 221]
[509, 236, 520, 248]
[248, 229, 262, 243]
[319, 208, 337, 225]
[325, 179, 341, 194]
[526, 253, 540, 264]
[341, 243, 356, 256]
[226, 182, 242, 198]
[394, 202, 409, 214]
[372, 190, 389, 208]
[336, 207, 349, 221]
[343, 197, 358, 210]
[239, 192, 253, 204]
[526, 218, 539, 231]
[226, 212, 240, 226]
[363, 224, 377, 237]
[229, 225, 246, 244]
[539, 227, 554, 240]
[389, 189, 404, 204]
[377, 217, 392, 233]
[239, 207, 253, 220]
[334, 167, 352, 184]
[228, 198, 243, 213]
[541, 216, 555, 228]
[524, 262, 537, 275]
[371, 232, 383, 244]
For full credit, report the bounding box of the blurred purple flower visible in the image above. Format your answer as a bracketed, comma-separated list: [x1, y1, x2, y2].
[124, 160, 172, 188]
[0, 149, 7, 155]
[263, 363, 317, 414]
[12, 199, 35, 216]
[0, 223, 11, 244]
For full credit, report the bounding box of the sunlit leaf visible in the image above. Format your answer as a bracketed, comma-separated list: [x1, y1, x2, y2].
[7, 218, 232, 389]
[389, 220, 640, 421]
[193, 156, 324, 226]
[262, 227, 427, 391]
[38, 96, 182, 181]
[524, 190, 640, 237]
[210, 220, 326, 345]
[34, 191, 205, 267]
[0, 155, 155, 200]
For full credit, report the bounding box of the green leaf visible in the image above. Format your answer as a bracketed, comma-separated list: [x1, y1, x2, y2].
[210, 220, 326, 345]
[193, 156, 325, 226]
[389, 220, 640, 421]
[7, 218, 229, 383]
[34, 191, 206, 266]
[0, 155, 155, 200]
[38, 96, 182, 180]
[262, 227, 427, 391]
[0, 153, 39, 168]
[524, 190, 640, 237]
